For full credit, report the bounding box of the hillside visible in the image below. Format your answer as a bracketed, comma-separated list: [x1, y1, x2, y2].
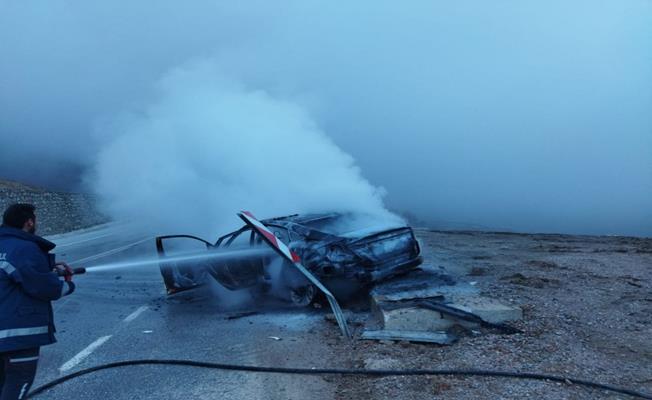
[0, 179, 108, 235]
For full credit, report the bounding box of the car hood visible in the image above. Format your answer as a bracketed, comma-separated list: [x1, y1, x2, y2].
[338, 224, 408, 240]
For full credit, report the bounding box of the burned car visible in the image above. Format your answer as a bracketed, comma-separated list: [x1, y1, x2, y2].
[156, 213, 422, 305]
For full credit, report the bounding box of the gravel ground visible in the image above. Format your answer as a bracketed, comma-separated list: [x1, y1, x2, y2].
[328, 229, 652, 399]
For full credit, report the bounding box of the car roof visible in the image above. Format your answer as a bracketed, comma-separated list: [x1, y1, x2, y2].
[261, 213, 340, 226]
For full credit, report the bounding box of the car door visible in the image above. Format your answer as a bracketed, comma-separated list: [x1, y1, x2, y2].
[156, 235, 213, 294]
[207, 228, 264, 290]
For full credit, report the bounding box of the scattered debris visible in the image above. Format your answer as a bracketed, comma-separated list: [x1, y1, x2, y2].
[367, 269, 522, 343]
[361, 330, 457, 345]
[416, 299, 522, 334]
[225, 311, 258, 320]
[370, 270, 464, 302]
[324, 313, 365, 328]
[268, 336, 282, 341]
[468, 267, 487, 276]
[525, 260, 563, 269]
[339, 229, 652, 398]
[501, 273, 561, 288]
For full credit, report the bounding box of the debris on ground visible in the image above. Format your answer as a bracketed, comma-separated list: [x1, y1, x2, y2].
[361, 330, 457, 345]
[364, 269, 522, 343]
[331, 229, 651, 399]
[501, 273, 562, 288]
[225, 311, 259, 320]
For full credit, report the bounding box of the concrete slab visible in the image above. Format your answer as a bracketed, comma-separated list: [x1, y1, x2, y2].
[369, 268, 522, 334]
[370, 269, 478, 302]
[447, 296, 523, 324]
[376, 303, 455, 331]
[373, 295, 522, 332]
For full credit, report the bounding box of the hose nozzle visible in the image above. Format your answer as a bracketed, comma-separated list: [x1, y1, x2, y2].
[56, 267, 86, 277]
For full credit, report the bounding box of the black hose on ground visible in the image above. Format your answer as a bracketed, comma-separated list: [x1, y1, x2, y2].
[27, 359, 652, 399]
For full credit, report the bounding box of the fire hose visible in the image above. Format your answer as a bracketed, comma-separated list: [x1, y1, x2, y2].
[28, 359, 652, 399]
[37, 267, 649, 398]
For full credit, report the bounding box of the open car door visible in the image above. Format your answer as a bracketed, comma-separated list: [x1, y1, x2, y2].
[208, 228, 265, 290]
[156, 235, 212, 294]
[238, 211, 352, 338]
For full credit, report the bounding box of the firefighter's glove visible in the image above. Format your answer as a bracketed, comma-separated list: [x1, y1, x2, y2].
[54, 262, 73, 277]
[54, 262, 75, 295]
[54, 262, 75, 293]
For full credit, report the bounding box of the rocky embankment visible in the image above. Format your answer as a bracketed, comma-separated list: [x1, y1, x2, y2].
[0, 179, 108, 235]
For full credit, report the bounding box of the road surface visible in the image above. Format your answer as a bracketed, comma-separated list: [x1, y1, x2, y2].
[28, 225, 652, 399]
[34, 223, 339, 399]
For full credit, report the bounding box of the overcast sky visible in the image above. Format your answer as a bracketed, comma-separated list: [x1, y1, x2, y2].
[1, 1, 650, 236]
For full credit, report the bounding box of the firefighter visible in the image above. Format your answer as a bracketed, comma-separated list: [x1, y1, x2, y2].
[0, 204, 76, 400]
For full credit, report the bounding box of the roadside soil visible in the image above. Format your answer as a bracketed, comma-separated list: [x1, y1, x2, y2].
[326, 230, 652, 399]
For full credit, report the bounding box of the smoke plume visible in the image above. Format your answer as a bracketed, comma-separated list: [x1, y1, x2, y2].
[1, 1, 650, 236]
[91, 61, 397, 236]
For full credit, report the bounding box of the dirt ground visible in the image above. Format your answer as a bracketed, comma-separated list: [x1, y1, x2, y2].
[325, 229, 652, 399]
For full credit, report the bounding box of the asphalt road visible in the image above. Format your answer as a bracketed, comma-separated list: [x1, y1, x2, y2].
[32, 224, 338, 399]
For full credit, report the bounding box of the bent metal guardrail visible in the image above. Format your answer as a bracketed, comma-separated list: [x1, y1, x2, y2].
[238, 211, 351, 338]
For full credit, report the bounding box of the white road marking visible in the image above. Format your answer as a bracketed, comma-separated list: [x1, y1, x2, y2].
[123, 306, 148, 323]
[59, 335, 112, 372]
[70, 237, 151, 264]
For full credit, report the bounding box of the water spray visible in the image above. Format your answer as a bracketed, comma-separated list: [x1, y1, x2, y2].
[64, 247, 274, 275]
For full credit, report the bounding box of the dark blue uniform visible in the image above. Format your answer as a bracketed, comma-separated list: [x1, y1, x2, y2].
[0, 226, 74, 400]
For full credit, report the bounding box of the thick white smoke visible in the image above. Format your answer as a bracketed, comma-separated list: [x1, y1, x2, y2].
[3, 1, 650, 236]
[91, 61, 399, 236]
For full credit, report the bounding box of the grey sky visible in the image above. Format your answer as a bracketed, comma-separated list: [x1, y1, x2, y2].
[1, 1, 650, 236]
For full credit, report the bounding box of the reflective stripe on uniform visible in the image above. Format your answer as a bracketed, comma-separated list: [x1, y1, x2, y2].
[18, 383, 29, 399]
[0, 326, 49, 339]
[0, 261, 16, 275]
[9, 356, 39, 363]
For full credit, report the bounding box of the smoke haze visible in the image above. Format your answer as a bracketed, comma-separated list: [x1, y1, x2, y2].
[92, 61, 396, 235]
[1, 1, 650, 236]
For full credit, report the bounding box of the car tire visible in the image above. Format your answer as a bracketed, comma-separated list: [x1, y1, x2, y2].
[289, 284, 316, 307]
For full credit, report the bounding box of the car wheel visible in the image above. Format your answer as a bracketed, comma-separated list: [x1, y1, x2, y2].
[289, 284, 316, 307]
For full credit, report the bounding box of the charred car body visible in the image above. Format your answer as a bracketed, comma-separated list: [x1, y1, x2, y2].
[156, 213, 422, 305]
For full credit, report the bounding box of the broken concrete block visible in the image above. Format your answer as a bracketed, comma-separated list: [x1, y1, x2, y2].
[370, 270, 478, 302]
[377, 304, 454, 331]
[369, 269, 522, 334]
[447, 296, 523, 323]
[372, 284, 478, 302]
[373, 295, 522, 332]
